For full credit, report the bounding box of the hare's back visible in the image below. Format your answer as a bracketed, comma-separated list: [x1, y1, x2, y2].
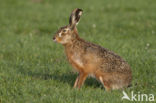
[84, 43, 130, 73]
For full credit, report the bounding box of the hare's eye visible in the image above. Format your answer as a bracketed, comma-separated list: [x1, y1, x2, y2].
[63, 30, 66, 32]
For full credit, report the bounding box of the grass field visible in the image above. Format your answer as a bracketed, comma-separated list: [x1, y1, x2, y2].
[0, 0, 156, 103]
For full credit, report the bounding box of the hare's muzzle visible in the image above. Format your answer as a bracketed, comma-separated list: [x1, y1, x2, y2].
[53, 36, 56, 42]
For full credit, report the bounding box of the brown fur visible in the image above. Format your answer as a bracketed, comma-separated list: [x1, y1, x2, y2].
[53, 8, 132, 90]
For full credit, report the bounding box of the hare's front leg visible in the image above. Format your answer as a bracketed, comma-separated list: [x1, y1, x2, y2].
[73, 72, 88, 88]
[73, 75, 79, 88]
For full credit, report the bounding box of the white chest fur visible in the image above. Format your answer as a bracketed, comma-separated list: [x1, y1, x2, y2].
[71, 53, 84, 67]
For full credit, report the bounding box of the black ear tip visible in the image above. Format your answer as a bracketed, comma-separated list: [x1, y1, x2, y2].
[76, 8, 83, 12]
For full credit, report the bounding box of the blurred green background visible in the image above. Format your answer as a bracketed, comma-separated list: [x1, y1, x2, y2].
[0, 0, 156, 103]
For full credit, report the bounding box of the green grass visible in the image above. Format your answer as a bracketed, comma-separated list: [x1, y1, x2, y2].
[0, 0, 156, 103]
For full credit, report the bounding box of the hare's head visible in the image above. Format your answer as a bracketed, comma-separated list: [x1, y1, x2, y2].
[53, 8, 83, 44]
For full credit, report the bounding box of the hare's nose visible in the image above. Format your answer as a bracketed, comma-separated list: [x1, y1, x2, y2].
[53, 37, 56, 40]
[53, 37, 56, 42]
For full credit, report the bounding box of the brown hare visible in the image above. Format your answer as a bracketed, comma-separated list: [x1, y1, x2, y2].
[53, 8, 132, 91]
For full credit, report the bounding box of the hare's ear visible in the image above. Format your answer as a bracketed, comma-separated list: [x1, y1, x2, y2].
[69, 8, 83, 29]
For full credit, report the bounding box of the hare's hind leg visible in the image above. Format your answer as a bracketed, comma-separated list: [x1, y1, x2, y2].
[99, 73, 131, 90]
[95, 72, 112, 91]
[99, 76, 111, 91]
[73, 72, 88, 88]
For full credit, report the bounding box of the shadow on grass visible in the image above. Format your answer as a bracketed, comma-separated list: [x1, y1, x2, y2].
[19, 69, 102, 89]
